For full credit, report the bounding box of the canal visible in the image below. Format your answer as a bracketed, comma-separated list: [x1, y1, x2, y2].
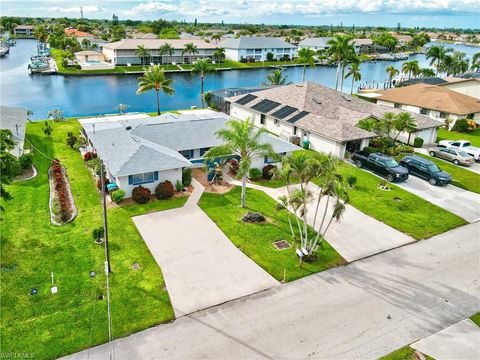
[0, 39, 477, 120]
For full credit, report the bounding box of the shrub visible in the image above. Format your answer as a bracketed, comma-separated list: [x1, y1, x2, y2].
[229, 159, 239, 174]
[61, 57, 68, 68]
[451, 118, 470, 133]
[111, 189, 125, 203]
[249, 167, 262, 180]
[396, 144, 414, 153]
[155, 180, 174, 199]
[467, 120, 477, 131]
[19, 153, 33, 169]
[182, 168, 192, 186]
[262, 164, 276, 180]
[175, 180, 183, 192]
[66, 132, 78, 149]
[413, 137, 424, 148]
[83, 152, 97, 161]
[363, 146, 377, 154]
[132, 185, 151, 204]
[92, 227, 104, 241]
[86, 158, 101, 175]
[346, 175, 357, 188]
[370, 136, 394, 150]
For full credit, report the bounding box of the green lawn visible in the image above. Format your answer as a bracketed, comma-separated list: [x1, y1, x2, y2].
[313, 162, 466, 239]
[1, 120, 187, 359]
[198, 187, 345, 282]
[379, 346, 434, 360]
[414, 153, 480, 193]
[470, 312, 480, 327]
[437, 128, 480, 147]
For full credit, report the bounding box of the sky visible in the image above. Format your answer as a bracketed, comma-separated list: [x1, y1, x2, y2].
[1, 0, 479, 29]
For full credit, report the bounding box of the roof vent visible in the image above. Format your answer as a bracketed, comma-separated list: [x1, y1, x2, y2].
[313, 97, 322, 105]
[126, 126, 132, 130]
[341, 94, 352, 102]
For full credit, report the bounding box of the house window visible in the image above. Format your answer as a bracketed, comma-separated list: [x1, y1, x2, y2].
[179, 149, 194, 159]
[394, 103, 401, 109]
[440, 112, 449, 118]
[420, 108, 429, 115]
[260, 114, 266, 125]
[274, 119, 279, 126]
[200, 147, 210, 156]
[264, 155, 276, 164]
[129, 172, 157, 185]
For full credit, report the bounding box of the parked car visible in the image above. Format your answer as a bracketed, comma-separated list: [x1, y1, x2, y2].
[399, 155, 452, 185]
[428, 147, 475, 166]
[352, 151, 409, 182]
[438, 140, 480, 161]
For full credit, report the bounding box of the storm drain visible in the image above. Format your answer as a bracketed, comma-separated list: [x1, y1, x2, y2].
[273, 240, 291, 250]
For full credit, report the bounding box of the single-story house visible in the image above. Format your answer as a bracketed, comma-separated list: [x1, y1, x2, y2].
[209, 86, 274, 113]
[13, 25, 34, 38]
[80, 110, 299, 197]
[219, 37, 297, 62]
[65, 28, 106, 49]
[226, 82, 442, 157]
[440, 78, 480, 100]
[102, 39, 217, 65]
[365, 83, 480, 124]
[74, 51, 114, 70]
[298, 37, 373, 54]
[0, 106, 28, 157]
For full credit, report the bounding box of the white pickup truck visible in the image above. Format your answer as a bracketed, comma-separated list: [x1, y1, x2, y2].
[438, 140, 480, 161]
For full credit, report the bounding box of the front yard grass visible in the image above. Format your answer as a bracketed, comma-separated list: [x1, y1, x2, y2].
[379, 346, 434, 360]
[315, 162, 467, 240]
[437, 128, 480, 147]
[0, 120, 186, 359]
[470, 312, 480, 327]
[198, 187, 345, 282]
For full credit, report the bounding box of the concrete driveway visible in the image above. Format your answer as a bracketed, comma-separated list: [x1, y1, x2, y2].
[416, 148, 480, 175]
[396, 176, 480, 223]
[133, 205, 278, 317]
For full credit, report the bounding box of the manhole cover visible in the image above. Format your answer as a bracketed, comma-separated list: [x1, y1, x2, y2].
[394, 197, 402, 202]
[132, 263, 140, 270]
[273, 240, 291, 250]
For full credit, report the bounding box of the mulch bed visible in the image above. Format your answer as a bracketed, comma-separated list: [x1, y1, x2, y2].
[192, 168, 233, 194]
[48, 161, 77, 225]
[14, 166, 37, 182]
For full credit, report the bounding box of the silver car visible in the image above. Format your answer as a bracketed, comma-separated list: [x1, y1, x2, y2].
[428, 147, 475, 166]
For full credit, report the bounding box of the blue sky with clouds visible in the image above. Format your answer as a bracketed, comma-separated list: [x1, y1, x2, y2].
[2, 0, 479, 28]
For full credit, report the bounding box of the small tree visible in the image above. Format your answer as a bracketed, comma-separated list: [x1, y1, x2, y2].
[266, 52, 274, 61]
[43, 122, 53, 136]
[48, 109, 65, 122]
[66, 131, 77, 148]
[117, 103, 128, 114]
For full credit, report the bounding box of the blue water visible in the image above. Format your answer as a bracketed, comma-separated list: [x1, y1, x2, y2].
[1, 39, 478, 120]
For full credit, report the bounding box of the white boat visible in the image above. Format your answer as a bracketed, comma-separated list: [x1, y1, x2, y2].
[0, 46, 8, 57]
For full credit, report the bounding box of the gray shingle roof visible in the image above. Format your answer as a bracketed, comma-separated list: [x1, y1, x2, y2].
[219, 37, 296, 49]
[0, 106, 28, 142]
[227, 82, 442, 142]
[299, 37, 333, 48]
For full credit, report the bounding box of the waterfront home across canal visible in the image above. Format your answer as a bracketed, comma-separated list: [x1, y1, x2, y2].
[227, 82, 442, 157]
[219, 37, 297, 62]
[80, 110, 298, 197]
[102, 39, 217, 65]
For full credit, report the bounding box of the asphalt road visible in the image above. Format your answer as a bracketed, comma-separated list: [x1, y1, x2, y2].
[64, 222, 480, 360]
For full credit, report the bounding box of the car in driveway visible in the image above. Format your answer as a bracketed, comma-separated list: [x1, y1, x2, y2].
[399, 155, 452, 186]
[438, 140, 480, 161]
[428, 147, 475, 166]
[352, 151, 409, 182]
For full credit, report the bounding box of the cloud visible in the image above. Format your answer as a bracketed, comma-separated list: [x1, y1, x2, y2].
[44, 5, 105, 13]
[124, 1, 178, 14]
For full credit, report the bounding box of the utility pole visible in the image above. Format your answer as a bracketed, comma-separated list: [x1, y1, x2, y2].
[80, 6, 84, 19]
[100, 161, 111, 273]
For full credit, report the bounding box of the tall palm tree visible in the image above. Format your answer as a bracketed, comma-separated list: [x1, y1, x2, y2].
[204, 119, 274, 208]
[447, 51, 469, 76]
[263, 69, 290, 85]
[159, 43, 175, 64]
[426, 45, 452, 76]
[135, 45, 150, 66]
[33, 25, 49, 44]
[182, 42, 199, 64]
[385, 65, 399, 88]
[327, 35, 355, 91]
[393, 112, 417, 143]
[357, 117, 380, 132]
[213, 47, 226, 62]
[345, 62, 361, 95]
[380, 112, 396, 138]
[296, 47, 316, 82]
[419, 68, 436, 77]
[211, 33, 222, 44]
[136, 65, 175, 115]
[191, 58, 214, 108]
[471, 52, 480, 72]
[401, 60, 420, 79]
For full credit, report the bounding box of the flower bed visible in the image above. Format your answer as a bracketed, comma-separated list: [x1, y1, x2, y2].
[48, 160, 77, 225]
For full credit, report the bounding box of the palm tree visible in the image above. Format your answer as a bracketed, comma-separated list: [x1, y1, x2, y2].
[357, 117, 379, 132]
[136, 65, 175, 115]
[426, 45, 452, 76]
[385, 65, 399, 88]
[213, 47, 226, 63]
[33, 25, 49, 44]
[327, 35, 355, 91]
[401, 60, 420, 79]
[447, 51, 469, 76]
[204, 119, 274, 208]
[135, 45, 150, 66]
[471, 52, 480, 72]
[393, 112, 417, 143]
[380, 112, 396, 138]
[191, 58, 214, 108]
[211, 33, 222, 44]
[345, 62, 361, 95]
[419, 68, 436, 77]
[263, 69, 290, 85]
[182, 42, 198, 64]
[159, 43, 175, 64]
[296, 47, 316, 82]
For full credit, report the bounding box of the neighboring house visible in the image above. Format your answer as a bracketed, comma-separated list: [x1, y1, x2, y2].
[102, 39, 217, 65]
[209, 86, 274, 113]
[74, 51, 114, 70]
[0, 106, 28, 157]
[298, 37, 373, 54]
[368, 83, 480, 124]
[440, 78, 480, 100]
[227, 82, 442, 157]
[13, 25, 34, 38]
[65, 28, 107, 48]
[219, 37, 297, 61]
[80, 110, 298, 197]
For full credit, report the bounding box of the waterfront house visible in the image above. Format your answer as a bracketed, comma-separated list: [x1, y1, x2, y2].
[0, 106, 28, 157]
[298, 37, 373, 54]
[65, 28, 107, 49]
[80, 110, 298, 197]
[439, 78, 480, 100]
[74, 51, 115, 70]
[218, 37, 297, 62]
[102, 39, 217, 65]
[227, 82, 442, 156]
[13, 25, 34, 38]
[365, 83, 480, 124]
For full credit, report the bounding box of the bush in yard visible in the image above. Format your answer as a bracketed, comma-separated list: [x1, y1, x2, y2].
[396, 144, 414, 153]
[362, 146, 377, 154]
[182, 168, 192, 186]
[346, 175, 357, 188]
[262, 164, 276, 180]
[132, 185, 151, 204]
[228, 159, 239, 174]
[92, 227, 104, 241]
[86, 158, 101, 175]
[155, 180, 174, 199]
[83, 151, 97, 161]
[249, 167, 262, 180]
[175, 180, 183, 192]
[370, 136, 394, 151]
[66, 132, 78, 149]
[413, 137, 424, 148]
[19, 153, 33, 169]
[111, 189, 125, 203]
[451, 118, 470, 133]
